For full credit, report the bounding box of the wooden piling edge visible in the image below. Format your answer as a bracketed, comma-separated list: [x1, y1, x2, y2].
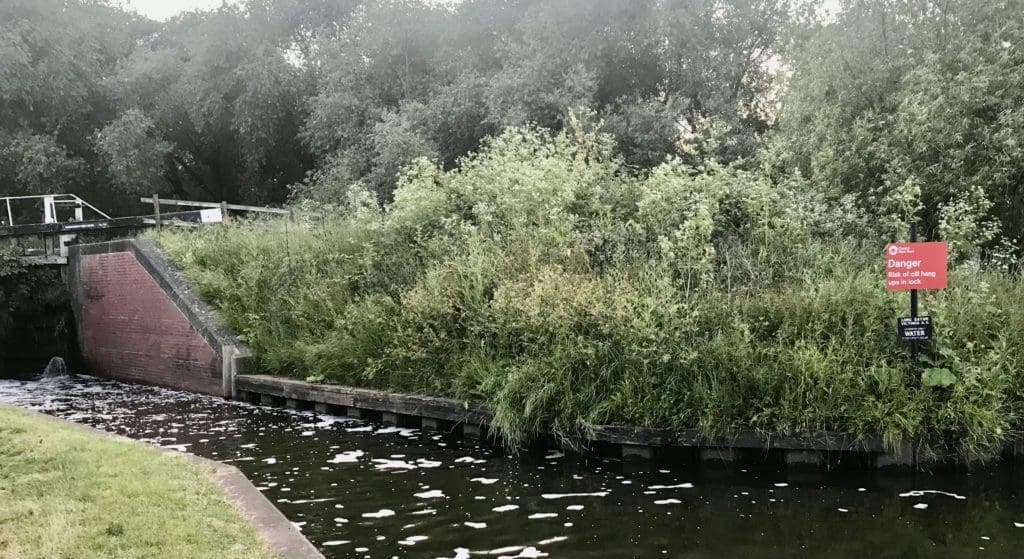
[235, 374, 903, 468]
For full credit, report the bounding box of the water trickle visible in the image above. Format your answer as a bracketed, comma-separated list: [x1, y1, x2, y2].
[41, 356, 67, 378]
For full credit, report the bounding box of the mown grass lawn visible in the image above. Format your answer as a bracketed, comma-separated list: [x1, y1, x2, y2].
[0, 405, 273, 559]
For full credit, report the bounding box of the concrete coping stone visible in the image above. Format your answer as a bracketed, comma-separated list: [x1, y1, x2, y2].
[10, 406, 324, 559]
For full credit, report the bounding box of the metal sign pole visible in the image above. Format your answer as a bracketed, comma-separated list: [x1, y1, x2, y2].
[909, 222, 919, 360]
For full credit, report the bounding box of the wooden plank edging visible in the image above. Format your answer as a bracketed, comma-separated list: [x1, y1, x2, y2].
[234, 375, 888, 454]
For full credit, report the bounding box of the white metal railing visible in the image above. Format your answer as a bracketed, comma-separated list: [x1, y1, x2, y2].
[1, 193, 111, 227]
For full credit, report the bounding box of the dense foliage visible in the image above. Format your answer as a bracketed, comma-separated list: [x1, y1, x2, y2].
[2, 0, 783, 212]
[158, 124, 1024, 460]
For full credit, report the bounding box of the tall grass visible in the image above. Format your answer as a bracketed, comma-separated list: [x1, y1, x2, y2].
[155, 126, 1024, 460]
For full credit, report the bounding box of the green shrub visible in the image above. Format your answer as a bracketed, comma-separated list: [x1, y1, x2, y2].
[155, 126, 1024, 461]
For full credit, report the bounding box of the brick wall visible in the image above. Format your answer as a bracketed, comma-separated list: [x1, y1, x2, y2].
[78, 251, 224, 395]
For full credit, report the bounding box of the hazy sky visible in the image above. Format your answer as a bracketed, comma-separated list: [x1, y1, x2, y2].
[118, 0, 240, 21]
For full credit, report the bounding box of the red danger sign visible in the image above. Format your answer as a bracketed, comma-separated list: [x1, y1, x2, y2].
[885, 242, 948, 291]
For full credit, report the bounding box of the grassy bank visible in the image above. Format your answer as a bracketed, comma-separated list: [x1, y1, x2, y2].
[155, 126, 1024, 461]
[0, 405, 272, 559]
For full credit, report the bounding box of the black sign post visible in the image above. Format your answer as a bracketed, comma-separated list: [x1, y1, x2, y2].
[908, 223, 919, 358]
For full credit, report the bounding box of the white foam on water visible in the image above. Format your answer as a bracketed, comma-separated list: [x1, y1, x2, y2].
[375, 426, 419, 437]
[414, 489, 445, 499]
[333, 517, 348, 524]
[398, 535, 429, 545]
[913, 503, 929, 510]
[537, 536, 568, 545]
[346, 425, 374, 432]
[300, 431, 315, 436]
[464, 522, 488, 529]
[373, 459, 417, 470]
[487, 546, 525, 554]
[545, 451, 565, 460]
[899, 490, 967, 500]
[362, 509, 396, 518]
[262, 457, 277, 464]
[417, 459, 443, 468]
[441, 548, 471, 559]
[654, 499, 681, 505]
[648, 483, 693, 490]
[541, 492, 609, 499]
[504, 547, 548, 558]
[1015, 523, 1024, 528]
[411, 509, 437, 515]
[774, 483, 788, 488]
[328, 450, 365, 463]
[838, 508, 849, 513]
[289, 497, 334, 504]
[566, 505, 584, 511]
[163, 444, 190, 452]
[528, 513, 558, 519]
[493, 504, 520, 512]
[471, 477, 500, 485]
[322, 541, 350, 546]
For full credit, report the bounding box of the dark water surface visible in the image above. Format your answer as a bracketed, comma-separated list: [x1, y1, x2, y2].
[3, 376, 1024, 558]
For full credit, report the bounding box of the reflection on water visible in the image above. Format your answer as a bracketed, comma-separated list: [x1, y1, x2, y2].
[2, 375, 1024, 558]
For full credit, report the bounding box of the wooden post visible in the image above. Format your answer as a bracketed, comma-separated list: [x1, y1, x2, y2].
[220, 201, 229, 223]
[152, 194, 162, 230]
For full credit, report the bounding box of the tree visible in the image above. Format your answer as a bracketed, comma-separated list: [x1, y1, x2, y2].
[773, 0, 1024, 251]
[302, 0, 791, 202]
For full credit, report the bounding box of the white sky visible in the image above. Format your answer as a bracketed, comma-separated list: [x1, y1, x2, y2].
[117, 0, 241, 21]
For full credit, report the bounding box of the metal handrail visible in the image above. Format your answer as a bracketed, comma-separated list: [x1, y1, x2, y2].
[1, 193, 111, 226]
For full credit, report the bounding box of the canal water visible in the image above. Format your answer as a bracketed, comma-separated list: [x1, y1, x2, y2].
[2, 375, 1024, 558]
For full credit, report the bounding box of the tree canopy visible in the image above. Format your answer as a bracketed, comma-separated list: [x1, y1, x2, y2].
[1, 0, 1022, 259]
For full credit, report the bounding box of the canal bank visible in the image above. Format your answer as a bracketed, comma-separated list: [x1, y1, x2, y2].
[0, 403, 320, 559]
[47, 237, 1021, 470]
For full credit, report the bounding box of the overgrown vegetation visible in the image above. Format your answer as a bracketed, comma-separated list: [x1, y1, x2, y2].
[157, 122, 1024, 460]
[0, 405, 272, 559]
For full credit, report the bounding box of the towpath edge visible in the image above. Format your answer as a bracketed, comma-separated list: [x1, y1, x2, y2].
[10, 405, 325, 559]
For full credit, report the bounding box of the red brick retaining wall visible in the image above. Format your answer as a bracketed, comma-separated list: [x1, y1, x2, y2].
[78, 251, 222, 395]
[68, 240, 251, 397]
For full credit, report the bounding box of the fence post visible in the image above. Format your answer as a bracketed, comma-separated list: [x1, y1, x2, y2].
[152, 194, 162, 230]
[220, 201, 229, 223]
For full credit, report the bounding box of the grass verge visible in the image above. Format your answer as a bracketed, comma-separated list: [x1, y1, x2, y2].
[0, 405, 273, 559]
